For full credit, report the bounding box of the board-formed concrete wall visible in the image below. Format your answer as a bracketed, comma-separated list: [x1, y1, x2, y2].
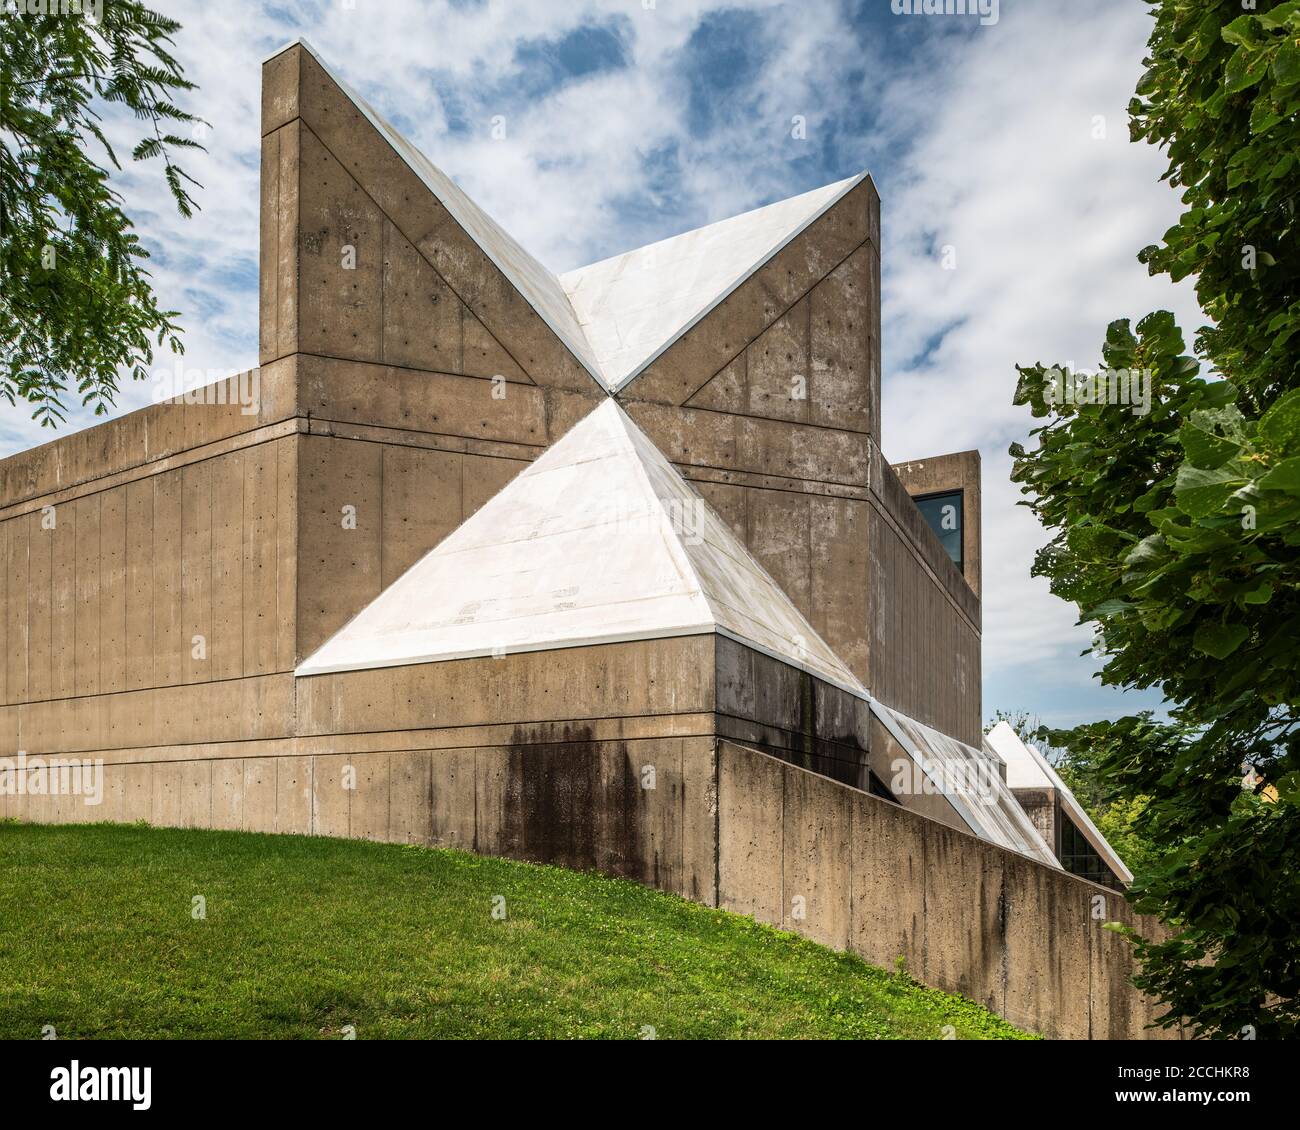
[715, 740, 1179, 1040]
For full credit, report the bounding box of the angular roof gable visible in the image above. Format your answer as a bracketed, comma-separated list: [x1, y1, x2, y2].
[275, 41, 865, 396]
[296, 398, 862, 691]
[558, 173, 865, 393]
[289, 39, 605, 390]
[984, 721, 1134, 884]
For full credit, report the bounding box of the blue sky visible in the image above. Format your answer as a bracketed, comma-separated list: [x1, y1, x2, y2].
[1, 0, 1202, 729]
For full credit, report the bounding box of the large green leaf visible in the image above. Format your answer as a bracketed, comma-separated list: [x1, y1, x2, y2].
[1259, 389, 1300, 454]
[1192, 622, 1250, 659]
[1173, 464, 1244, 517]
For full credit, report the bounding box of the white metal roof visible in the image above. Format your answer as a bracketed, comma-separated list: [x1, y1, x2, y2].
[558, 173, 865, 392]
[296, 399, 863, 691]
[874, 704, 1061, 869]
[281, 41, 864, 395]
[984, 721, 1134, 884]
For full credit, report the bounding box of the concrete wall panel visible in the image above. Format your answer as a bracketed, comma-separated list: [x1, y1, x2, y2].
[717, 741, 784, 927]
[461, 453, 526, 519]
[181, 461, 212, 685]
[5, 518, 29, 704]
[210, 451, 245, 681]
[351, 751, 391, 841]
[99, 487, 127, 695]
[388, 749, 433, 844]
[152, 471, 184, 688]
[50, 492, 77, 701]
[296, 125, 384, 363]
[849, 788, 925, 974]
[680, 737, 718, 905]
[73, 494, 101, 698]
[381, 218, 462, 372]
[28, 512, 52, 702]
[242, 758, 276, 833]
[381, 445, 462, 586]
[462, 311, 530, 383]
[311, 753, 350, 838]
[276, 755, 313, 835]
[124, 478, 153, 691]
[297, 354, 546, 448]
[921, 819, 1005, 1016]
[745, 299, 809, 424]
[781, 764, 852, 949]
[244, 441, 282, 674]
[296, 435, 382, 659]
[211, 758, 245, 831]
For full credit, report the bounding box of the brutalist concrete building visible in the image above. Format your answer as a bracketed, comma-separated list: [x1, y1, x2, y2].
[0, 42, 1170, 1038]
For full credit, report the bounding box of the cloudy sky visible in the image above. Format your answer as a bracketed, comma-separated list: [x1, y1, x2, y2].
[2, 0, 1204, 728]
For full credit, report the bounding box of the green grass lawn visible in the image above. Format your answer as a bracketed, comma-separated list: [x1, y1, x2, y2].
[0, 820, 1032, 1040]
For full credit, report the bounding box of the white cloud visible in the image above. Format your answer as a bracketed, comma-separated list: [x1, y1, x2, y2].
[874, 1, 1202, 724]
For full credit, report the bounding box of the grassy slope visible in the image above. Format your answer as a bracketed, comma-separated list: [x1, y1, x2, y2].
[0, 822, 1032, 1040]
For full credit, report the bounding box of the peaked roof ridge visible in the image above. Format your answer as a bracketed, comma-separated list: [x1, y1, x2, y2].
[564, 172, 866, 278]
[267, 42, 869, 398]
[597, 402, 720, 626]
[605, 402, 865, 696]
[560, 171, 868, 393]
[296, 398, 863, 694]
[984, 721, 1134, 883]
[278, 38, 612, 392]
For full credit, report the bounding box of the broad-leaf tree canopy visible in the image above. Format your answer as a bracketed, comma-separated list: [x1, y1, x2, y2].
[1012, 0, 1300, 1038]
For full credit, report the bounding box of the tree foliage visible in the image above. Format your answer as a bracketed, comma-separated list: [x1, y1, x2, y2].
[0, 2, 204, 427]
[1010, 0, 1300, 1038]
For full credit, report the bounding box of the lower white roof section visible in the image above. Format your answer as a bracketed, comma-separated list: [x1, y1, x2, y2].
[984, 721, 1134, 884]
[872, 702, 1061, 869]
[295, 398, 860, 692]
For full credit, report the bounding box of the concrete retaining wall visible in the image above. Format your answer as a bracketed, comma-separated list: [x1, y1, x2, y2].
[716, 740, 1178, 1039]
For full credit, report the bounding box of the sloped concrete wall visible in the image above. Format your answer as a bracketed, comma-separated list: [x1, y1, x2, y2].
[715, 740, 1178, 1040]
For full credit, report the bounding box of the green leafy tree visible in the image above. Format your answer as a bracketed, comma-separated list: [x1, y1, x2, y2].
[1010, 0, 1300, 1039]
[1, 2, 204, 427]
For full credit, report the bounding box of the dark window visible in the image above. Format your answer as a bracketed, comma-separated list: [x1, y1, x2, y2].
[914, 490, 963, 572]
[1058, 812, 1124, 890]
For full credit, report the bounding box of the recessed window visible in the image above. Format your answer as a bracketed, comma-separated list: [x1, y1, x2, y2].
[1058, 812, 1123, 890]
[914, 490, 963, 572]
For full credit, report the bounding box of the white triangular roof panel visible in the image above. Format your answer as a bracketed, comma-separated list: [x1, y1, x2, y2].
[984, 722, 1134, 884]
[296, 399, 861, 692]
[559, 173, 865, 392]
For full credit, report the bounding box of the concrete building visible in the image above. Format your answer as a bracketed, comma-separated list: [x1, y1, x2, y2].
[985, 721, 1134, 890]
[0, 41, 1177, 1039]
